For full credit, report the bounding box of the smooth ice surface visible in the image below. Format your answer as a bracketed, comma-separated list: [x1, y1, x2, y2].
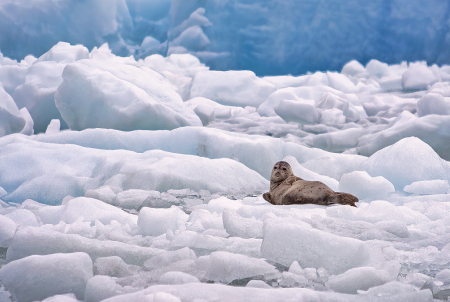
[261, 218, 371, 274]
[0, 252, 93, 302]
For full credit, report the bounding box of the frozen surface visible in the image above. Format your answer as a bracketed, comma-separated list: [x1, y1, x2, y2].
[2, 41, 450, 302]
[0, 136, 268, 204]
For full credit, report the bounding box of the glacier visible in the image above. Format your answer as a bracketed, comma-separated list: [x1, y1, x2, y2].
[1, 0, 450, 75]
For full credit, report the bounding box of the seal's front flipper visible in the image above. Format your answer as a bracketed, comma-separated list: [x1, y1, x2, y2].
[263, 192, 275, 204]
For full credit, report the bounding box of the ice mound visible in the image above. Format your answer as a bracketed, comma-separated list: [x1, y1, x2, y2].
[417, 93, 450, 117]
[403, 180, 450, 195]
[261, 218, 371, 274]
[257, 85, 356, 117]
[6, 227, 160, 266]
[45, 119, 61, 134]
[190, 70, 276, 107]
[339, 171, 395, 200]
[12, 43, 88, 132]
[0, 137, 268, 204]
[274, 99, 320, 124]
[204, 251, 278, 284]
[84, 275, 120, 302]
[138, 206, 188, 236]
[4, 208, 39, 227]
[341, 60, 366, 77]
[316, 92, 361, 122]
[0, 214, 17, 247]
[306, 127, 366, 153]
[205, 197, 243, 214]
[361, 137, 449, 189]
[34, 42, 90, 64]
[222, 209, 263, 239]
[55, 58, 202, 131]
[0, 84, 26, 137]
[93, 256, 131, 278]
[0, 252, 92, 302]
[402, 64, 437, 91]
[327, 267, 392, 294]
[185, 97, 253, 126]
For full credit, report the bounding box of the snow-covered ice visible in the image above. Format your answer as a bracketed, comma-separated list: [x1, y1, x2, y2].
[1, 33, 450, 301]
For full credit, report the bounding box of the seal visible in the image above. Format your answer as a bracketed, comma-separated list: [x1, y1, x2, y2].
[263, 161, 358, 207]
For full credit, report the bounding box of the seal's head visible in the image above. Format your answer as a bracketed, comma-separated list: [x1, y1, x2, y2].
[270, 161, 293, 183]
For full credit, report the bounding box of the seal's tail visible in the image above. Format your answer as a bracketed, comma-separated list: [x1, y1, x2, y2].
[332, 192, 359, 207]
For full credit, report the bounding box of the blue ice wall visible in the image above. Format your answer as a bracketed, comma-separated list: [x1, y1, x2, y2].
[1, 0, 449, 76]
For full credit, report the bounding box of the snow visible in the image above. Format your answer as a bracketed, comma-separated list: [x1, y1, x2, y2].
[2, 35, 450, 302]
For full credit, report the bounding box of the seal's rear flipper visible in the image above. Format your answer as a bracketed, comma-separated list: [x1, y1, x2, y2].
[337, 192, 358, 207]
[328, 193, 358, 207]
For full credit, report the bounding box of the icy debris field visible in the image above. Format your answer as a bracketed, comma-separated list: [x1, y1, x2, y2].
[1, 42, 450, 302]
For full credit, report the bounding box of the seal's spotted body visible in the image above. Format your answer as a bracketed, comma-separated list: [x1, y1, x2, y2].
[263, 161, 358, 207]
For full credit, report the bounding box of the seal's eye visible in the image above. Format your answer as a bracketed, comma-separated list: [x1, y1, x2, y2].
[282, 167, 286, 171]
